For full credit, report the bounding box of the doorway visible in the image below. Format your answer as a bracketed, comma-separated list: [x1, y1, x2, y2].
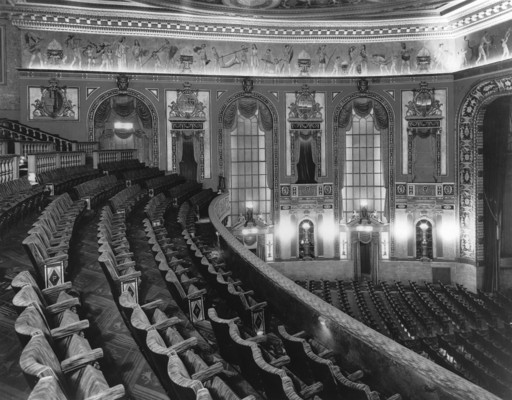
[298, 219, 315, 260]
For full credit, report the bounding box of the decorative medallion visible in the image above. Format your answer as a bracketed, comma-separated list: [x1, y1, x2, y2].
[31, 78, 76, 119]
[288, 84, 322, 120]
[169, 82, 206, 120]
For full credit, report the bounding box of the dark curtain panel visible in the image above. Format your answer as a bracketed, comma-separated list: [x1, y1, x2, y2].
[338, 102, 353, 130]
[483, 96, 512, 291]
[112, 94, 135, 117]
[223, 102, 238, 130]
[353, 98, 372, 118]
[94, 99, 112, 128]
[373, 100, 389, 130]
[257, 102, 273, 132]
[136, 100, 152, 129]
[238, 97, 258, 119]
[180, 135, 197, 181]
[296, 133, 316, 183]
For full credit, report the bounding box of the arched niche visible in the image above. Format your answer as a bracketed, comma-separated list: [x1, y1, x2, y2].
[456, 75, 512, 290]
[218, 90, 280, 226]
[87, 88, 159, 166]
[333, 90, 395, 259]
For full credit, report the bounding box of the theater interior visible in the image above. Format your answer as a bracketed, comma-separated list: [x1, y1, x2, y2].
[1, 0, 512, 399]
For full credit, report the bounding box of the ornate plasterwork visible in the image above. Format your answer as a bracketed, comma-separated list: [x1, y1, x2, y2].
[456, 75, 512, 262]
[7, 1, 512, 42]
[333, 90, 395, 258]
[87, 87, 159, 166]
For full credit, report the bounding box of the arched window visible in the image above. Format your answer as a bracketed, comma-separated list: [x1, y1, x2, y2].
[224, 98, 272, 224]
[341, 105, 387, 222]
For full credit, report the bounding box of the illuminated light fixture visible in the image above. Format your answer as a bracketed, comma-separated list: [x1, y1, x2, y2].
[361, 199, 368, 208]
[419, 222, 429, 231]
[114, 122, 133, 130]
[302, 221, 311, 230]
[439, 220, 459, 241]
[256, 330, 264, 336]
[356, 225, 373, 232]
[394, 220, 411, 241]
[318, 316, 327, 326]
[277, 221, 294, 241]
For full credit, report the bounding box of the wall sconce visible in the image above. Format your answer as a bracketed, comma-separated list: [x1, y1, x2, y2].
[318, 316, 327, 326]
[114, 121, 133, 130]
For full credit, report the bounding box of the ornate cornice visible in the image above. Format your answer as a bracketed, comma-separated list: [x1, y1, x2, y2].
[3, 1, 512, 42]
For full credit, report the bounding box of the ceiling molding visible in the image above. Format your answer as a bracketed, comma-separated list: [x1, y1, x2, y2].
[4, 0, 512, 42]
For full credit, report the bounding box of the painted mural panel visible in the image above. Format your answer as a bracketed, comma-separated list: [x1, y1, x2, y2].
[20, 29, 463, 77]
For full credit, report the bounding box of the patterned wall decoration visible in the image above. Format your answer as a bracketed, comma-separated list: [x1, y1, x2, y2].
[28, 79, 78, 120]
[166, 85, 211, 179]
[20, 29, 465, 78]
[286, 85, 325, 178]
[333, 90, 395, 258]
[401, 84, 447, 179]
[456, 75, 512, 262]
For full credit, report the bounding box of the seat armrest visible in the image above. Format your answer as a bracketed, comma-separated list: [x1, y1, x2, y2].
[61, 348, 104, 374]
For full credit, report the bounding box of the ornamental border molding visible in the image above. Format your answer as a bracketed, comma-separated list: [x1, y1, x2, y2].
[86, 87, 159, 167]
[456, 74, 512, 262]
[332, 90, 396, 258]
[8, 4, 512, 42]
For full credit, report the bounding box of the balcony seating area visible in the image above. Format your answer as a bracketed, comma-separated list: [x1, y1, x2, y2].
[298, 278, 512, 398]
[0, 176, 44, 235]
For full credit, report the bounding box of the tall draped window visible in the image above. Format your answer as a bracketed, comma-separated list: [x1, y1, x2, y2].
[224, 98, 272, 224]
[339, 99, 389, 222]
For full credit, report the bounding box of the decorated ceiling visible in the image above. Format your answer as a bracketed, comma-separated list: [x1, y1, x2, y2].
[4, 0, 501, 21]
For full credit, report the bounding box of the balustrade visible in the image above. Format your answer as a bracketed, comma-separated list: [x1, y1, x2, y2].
[14, 141, 56, 157]
[27, 152, 86, 183]
[76, 141, 99, 155]
[92, 149, 138, 168]
[0, 119, 75, 151]
[0, 155, 20, 183]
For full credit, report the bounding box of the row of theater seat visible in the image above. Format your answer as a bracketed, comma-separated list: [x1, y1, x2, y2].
[0, 176, 44, 234]
[98, 205, 141, 301]
[122, 166, 164, 185]
[125, 189, 257, 400]
[23, 193, 86, 286]
[74, 175, 125, 209]
[146, 173, 186, 196]
[108, 184, 148, 214]
[98, 159, 144, 177]
[11, 270, 125, 400]
[12, 188, 124, 399]
[37, 166, 100, 195]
